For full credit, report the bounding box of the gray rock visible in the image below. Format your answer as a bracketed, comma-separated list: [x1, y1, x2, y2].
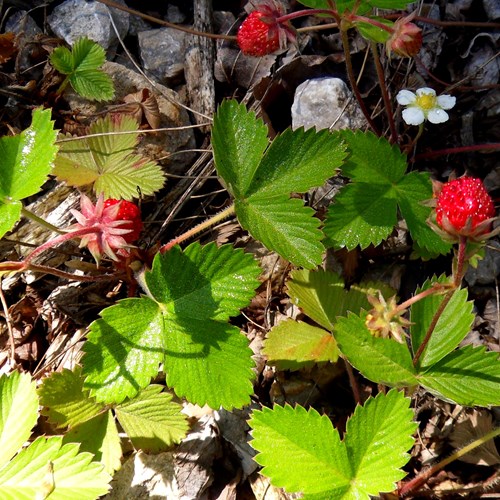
[138, 28, 186, 85]
[465, 240, 500, 286]
[5, 10, 41, 37]
[47, 0, 129, 49]
[291, 77, 367, 131]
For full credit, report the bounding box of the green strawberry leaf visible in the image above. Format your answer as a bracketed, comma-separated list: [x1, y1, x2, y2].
[50, 37, 114, 101]
[82, 296, 165, 404]
[417, 345, 500, 407]
[63, 411, 122, 474]
[287, 269, 394, 330]
[324, 131, 450, 254]
[410, 276, 474, 369]
[324, 182, 398, 250]
[0, 436, 111, 499]
[396, 172, 452, 255]
[0, 372, 38, 469]
[298, 0, 412, 13]
[115, 385, 189, 451]
[263, 320, 339, 370]
[38, 366, 105, 429]
[213, 100, 347, 269]
[355, 19, 392, 43]
[54, 114, 165, 199]
[0, 108, 58, 238]
[147, 243, 260, 409]
[335, 313, 418, 387]
[83, 242, 261, 409]
[249, 389, 416, 499]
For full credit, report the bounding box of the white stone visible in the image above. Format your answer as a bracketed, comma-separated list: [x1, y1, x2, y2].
[291, 77, 367, 131]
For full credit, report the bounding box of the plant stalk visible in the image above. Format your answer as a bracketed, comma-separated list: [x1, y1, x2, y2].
[21, 207, 65, 234]
[369, 41, 397, 143]
[399, 426, 500, 496]
[160, 204, 236, 253]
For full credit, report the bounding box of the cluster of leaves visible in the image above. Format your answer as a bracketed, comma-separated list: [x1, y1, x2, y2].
[50, 37, 114, 102]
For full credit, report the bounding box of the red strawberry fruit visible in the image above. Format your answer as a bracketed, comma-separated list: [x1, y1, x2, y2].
[237, 10, 281, 57]
[103, 199, 143, 243]
[435, 177, 495, 239]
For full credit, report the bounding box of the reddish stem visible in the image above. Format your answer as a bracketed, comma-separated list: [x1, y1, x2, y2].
[414, 143, 500, 161]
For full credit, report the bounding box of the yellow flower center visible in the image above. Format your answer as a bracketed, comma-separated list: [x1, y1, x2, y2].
[415, 93, 437, 110]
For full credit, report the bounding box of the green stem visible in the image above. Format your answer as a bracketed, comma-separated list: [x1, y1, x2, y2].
[160, 204, 236, 253]
[21, 207, 65, 234]
[369, 41, 398, 144]
[412, 237, 468, 367]
[399, 427, 500, 496]
[337, 17, 381, 136]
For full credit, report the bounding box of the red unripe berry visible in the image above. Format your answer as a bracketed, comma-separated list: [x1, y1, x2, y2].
[103, 199, 143, 243]
[387, 15, 422, 58]
[237, 10, 281, 57]
[435, 177, 495, 238]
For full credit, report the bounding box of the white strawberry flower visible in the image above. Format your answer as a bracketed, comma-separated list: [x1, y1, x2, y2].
[396, 87, 456, 125]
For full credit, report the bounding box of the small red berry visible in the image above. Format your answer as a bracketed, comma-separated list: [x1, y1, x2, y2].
[435, 177, 495, 239]
[237, 11, 281, 57]
[103, 199, 143, 243]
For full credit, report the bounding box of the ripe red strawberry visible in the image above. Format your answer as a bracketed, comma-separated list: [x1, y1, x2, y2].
[435, 177, 495, 239]
[237, 11, 281, 57]
[103, 199, 143, 243]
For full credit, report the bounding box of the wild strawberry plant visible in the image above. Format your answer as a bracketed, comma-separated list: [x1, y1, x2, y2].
[0, 3, 499, 499]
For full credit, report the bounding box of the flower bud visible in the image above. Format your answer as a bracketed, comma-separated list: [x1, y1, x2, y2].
[387, 15, 422, 58]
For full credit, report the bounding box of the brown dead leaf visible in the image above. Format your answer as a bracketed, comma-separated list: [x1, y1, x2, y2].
[449, 410, 500, 466]
[121, 88, 161, 129]
[0, 33, 17, 64]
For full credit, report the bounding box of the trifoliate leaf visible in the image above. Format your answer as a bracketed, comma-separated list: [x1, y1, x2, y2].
[418, 345, 500, 407]
[115, 385, 189, 451]
[298, 0, 412, 13]
[50, 37, 114, 101]
[54, 114, 165, 199]
[83, 242, 261, 409]
[249, 389, 416, 499]
[0, 372, 38, 469]
[287, 269, 394, 331]
[334, 313, 418, 386]
[0, 436, 111, 500]
[0, 108, 58, 238]
[82, 296, 165, 404]
[410, 275, 474, 369]
[263, 320, 339, 370]
[38, 366, 104, 429]
[63, 411, 121, 474]
[213, 100, 347, 268]
[324, 130, 450, 254]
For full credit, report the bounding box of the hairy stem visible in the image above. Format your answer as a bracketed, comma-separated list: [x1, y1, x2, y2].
[399, 426, 500, 496]
[370, 41, 397, 143]
[160, 204, 236, 253]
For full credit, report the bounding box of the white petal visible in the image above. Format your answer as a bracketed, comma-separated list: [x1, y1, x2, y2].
[427, 108, 449, 124]
[396, 89, 416, 105]
[437, 94, 456, 110]
[416, 87, 436, 97]
[402, 107, 425, 125]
